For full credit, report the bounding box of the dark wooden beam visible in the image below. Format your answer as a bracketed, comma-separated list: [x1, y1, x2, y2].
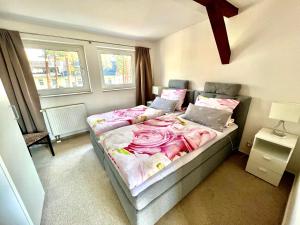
[219, 0, 238, 18]
[194, 0, 238, 17]
[193, 0, 239, 64]
[206, 2, 231, 64]
[193, 0, 212, 6]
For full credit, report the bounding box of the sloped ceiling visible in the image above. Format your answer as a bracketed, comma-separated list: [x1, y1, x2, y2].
[0, 0, 254, 40]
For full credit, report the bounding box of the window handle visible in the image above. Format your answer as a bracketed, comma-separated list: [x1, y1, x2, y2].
[10, 105, 19, 120]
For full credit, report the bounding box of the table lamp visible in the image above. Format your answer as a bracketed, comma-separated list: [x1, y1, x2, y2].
[269, 102, 300, 137]
[152, 86, 162, 96]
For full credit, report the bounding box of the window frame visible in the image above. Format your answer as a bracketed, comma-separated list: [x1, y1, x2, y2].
[24, 40, 91, 97]
[97, 47, 135, 91]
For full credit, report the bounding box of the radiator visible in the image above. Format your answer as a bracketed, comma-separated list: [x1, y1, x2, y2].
[42, 103, 88, 140]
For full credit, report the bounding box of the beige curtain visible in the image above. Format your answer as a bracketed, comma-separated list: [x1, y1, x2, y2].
[135, 47, 153, 105]
[0, 29, 46, 133]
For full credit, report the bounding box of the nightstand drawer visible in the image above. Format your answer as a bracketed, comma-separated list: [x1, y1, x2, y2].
[246, 162, 281, 186]
[249, 149, 286, 174]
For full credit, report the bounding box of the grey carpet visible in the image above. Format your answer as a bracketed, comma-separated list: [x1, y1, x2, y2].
[32, 133, 293, 225]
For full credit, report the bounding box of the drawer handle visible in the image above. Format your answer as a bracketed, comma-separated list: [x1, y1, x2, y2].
[263, 155, 272, 161]
[258, 167, 267, 173]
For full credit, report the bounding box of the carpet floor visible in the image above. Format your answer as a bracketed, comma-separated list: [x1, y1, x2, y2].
[32, 133, 293, 225]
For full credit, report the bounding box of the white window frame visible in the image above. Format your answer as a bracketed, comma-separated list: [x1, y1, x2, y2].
[24, 40, 91, 97]
[97, 47, 135, 91]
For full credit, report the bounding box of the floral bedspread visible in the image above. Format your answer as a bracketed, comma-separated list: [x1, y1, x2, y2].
[87, 105, 164, 136]
[99, 114, 217, 189]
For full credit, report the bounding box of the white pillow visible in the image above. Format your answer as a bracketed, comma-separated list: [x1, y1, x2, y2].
[161, 89, 187, 111]
[195, 96, 239, 112]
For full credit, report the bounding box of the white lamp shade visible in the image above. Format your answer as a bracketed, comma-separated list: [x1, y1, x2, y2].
[152, 86, 162, 95]
[269, 102, 300, 123]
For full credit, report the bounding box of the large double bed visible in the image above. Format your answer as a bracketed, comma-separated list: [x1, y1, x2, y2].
[88, 81, 251, 225]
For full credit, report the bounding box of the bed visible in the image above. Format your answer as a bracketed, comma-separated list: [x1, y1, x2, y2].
[89, 82, 251, 225]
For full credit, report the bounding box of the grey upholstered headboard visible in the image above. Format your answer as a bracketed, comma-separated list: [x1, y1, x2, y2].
[168, 80, 189, 89]
[163, 81, 251, 146]
[185, 82, 251, 147]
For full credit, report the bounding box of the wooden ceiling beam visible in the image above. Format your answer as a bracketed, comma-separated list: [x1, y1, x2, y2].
[206, 2, 231, 64]
[219, 0, 238, 18]
[193, 0, 212, 6]
[193, 0, 239, 64]
[194, 0, 238, 17]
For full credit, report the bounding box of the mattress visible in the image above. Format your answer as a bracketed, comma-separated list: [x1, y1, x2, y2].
[99, 117, 238, 210]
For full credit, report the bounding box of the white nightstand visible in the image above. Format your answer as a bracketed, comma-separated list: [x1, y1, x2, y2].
[246, 128, 298, 186]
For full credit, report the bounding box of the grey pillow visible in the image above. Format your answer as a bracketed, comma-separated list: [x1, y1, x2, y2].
[182, 103, 232, 132]
[150, 97, 178, 113]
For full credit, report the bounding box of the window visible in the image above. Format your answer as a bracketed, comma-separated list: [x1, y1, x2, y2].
[97, 47, 135, 90]
[24, 41, 90, 96]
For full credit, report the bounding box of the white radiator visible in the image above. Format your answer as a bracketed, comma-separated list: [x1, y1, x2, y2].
[42, 103, 88, 140]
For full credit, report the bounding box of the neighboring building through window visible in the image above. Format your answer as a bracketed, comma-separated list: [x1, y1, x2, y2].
[24, 41, 90, 96]
[38, 79, 44, 86]
[97, 47, 135, 90]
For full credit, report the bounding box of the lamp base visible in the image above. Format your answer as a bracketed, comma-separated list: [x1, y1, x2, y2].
[272, 120, 287, 137]
[272, 129, 286, 137]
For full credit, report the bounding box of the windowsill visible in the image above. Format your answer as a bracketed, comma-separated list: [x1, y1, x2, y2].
[102, 87, 136, 92]
[39, 90, 92, 98]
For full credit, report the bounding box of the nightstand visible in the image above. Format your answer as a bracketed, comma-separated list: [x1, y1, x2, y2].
[246, 128, 298, 186]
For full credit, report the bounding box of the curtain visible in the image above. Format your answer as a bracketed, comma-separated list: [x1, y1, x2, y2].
[135, 47, 153, 105]
[0, 29, 46, 133]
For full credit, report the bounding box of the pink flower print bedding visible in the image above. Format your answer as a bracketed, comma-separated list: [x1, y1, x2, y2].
[87, 105, 164, 136]
[195, 96, 239, 112]
[99, 114, 217, 189]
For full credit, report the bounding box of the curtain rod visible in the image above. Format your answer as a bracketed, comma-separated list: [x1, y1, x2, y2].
[20, 31, 137, 48]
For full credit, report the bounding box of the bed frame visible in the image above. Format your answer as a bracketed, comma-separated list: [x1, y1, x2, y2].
[88, 82, 251, 225]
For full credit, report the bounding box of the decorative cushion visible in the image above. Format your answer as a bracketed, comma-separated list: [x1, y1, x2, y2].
[182, 104, 232, 132]
[161, 89, 187, 111]
[195, 96, 240, 113]
[23, 132, 48, 146]
[149, 97, 178, 113]
[204, 82, 241, 96]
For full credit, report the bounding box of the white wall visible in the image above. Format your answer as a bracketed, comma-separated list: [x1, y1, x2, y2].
[153, 0, 300, 173]
[0, 18, 155, 115]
